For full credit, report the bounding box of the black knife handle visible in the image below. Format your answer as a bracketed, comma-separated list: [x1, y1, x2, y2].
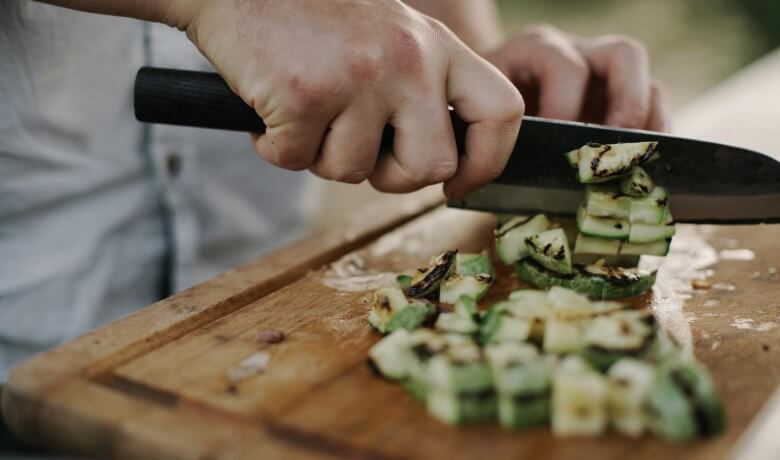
[134, 67, 468, 151]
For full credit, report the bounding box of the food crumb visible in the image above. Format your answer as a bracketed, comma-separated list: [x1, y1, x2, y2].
[691, 279, 711, 290]
[256, 329, 285, 344]
[227, 351, 271, 382]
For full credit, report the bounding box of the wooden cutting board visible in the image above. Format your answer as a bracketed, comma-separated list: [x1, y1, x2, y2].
[3, 184, 779, 459]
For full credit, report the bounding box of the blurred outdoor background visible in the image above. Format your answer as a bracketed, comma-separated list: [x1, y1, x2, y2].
[315, 0, 780, 228]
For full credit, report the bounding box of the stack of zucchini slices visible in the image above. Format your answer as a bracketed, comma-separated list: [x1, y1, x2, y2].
[500, 141, 675, 299]
[367, 257, 725, 440]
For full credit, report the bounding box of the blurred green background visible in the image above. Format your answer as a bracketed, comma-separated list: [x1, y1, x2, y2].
[496, 0, 779, 107]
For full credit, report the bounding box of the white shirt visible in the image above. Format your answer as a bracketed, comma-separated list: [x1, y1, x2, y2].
[0, 2, 316, 379]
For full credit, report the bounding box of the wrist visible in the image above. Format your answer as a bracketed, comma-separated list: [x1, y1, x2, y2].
[156, 0, 209, 30]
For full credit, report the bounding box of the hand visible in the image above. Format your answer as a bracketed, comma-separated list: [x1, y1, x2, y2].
[173, 0, 524, 199]
[484, 25, 669, 131]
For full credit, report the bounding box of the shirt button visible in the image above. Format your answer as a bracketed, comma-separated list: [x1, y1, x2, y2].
[165, 152, 181, 177]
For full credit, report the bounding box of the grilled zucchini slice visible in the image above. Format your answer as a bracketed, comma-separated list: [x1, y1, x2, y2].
[495, 214, 551, 265]
[584, 184, 631, 219]
[568, 141, 659, 183]
[573, 234, 621, 256]
[516, 259, 656, 300]
[629, 223, 676, 244]
[406, 250, 457, 298]
[577, 206, 630, 240]
[628, 186, 669, 224]
[620, 166, 655, 197]
[526, 228, 573, 275]
[620, 239, 671, 257]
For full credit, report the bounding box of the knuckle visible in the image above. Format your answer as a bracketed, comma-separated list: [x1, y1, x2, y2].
[284, 72, 338, 114]
[386, 24, 426, 78]
[347, 46, 383, 82]
[409, 159, 457, 184]
[273, 145, 315, 171]
[606, 35, 648, 61]
[522, 23, 557, 42]
[326, 167, 372, 184]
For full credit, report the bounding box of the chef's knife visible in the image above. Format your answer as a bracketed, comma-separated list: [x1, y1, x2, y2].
[134, 67, 780, 224]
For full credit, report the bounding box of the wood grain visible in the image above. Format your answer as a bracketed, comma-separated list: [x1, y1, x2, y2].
[4, 199, 779, 459]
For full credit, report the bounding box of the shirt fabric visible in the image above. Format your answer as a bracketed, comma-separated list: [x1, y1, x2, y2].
[0, 1, 317, 380]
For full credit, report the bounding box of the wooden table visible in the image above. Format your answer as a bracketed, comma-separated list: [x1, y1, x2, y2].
[4, 54, 780, 459]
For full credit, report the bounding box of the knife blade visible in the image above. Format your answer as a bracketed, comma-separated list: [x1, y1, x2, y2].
[133, 67, 780, 224]
[448, 117, 780, 224]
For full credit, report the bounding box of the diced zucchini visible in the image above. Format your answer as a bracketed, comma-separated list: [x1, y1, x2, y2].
[495, 214, 551, 265]
[629, 223, 676, 244]
[436, 312, 479, 335]
[406, 330, 451, 383]
[584, 184, 631, 219]
[456, 253, 495, 277]
[480, 311, 533, 345]
[628, 187, 669, 224]
[439, 274, 493, 304]
[579, 347, 628, 373]
[427, 389, 497, 425]
[565, 148, 579, 168]
[620, 239, 671, 257]
[368, 287, 412, 333]
[454, 295, 479, 317]
[498, 394, 550, 430]
[644, 365, 698, 442]
[427, 346, 493, 393]
[577, 206, 630, 240]
[485, 342, 550, 394]
[571, 141, 659, 183]
[396, 274, 412, 290]
[401, 377, 428, 400]
[552, 356, 608, 436]
[620, 166, 655, 197]
[526, 228, 573, 275]
[386, 302, 436, 333]
[406, 250, 457, 298]
[573, 234, 621, 256]
[507, 289, 552, 310]
[367, 329, 412, 380]
[543, 319, 587, 353]
[547, 286, 598, 320]
[667, 361, 726, 437]
[584, 310, 654, 351]
[607, 358, 655, 437]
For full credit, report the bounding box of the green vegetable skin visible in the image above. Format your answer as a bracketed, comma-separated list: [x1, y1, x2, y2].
[568, 141, 659, 183]
[386, 303, 436, 333]
[525, 228, 573, 275]
[516, 259, 656, 300]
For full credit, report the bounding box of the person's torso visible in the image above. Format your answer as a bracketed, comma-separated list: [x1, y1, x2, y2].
[0, 1, 316, 378]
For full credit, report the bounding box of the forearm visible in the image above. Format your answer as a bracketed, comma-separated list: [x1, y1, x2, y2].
[405, 0, 503, 53]
[33, 0, 194, 28]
